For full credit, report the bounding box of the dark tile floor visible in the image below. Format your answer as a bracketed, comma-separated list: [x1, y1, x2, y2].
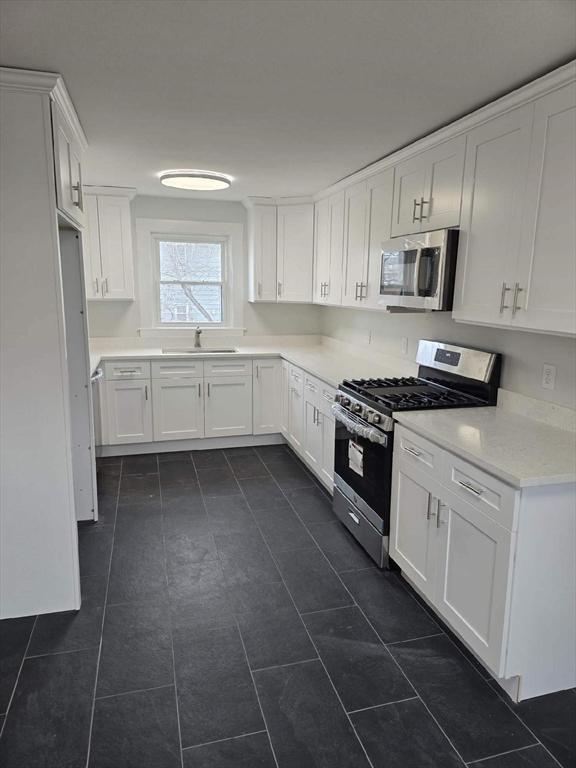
[0, 445, 574, 768]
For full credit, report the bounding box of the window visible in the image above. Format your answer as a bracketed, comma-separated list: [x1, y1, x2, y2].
[157, 238, 226, 325]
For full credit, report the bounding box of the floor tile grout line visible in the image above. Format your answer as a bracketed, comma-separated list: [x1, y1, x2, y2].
[251, 657, 320, 674]
[181, 728, 269, 753]
[158, 453, 185, 768]
[26, 645, 101, 660]
[84, 454, 122, 768]
[346, 695, 420, 715]
[464, 741, 542, 766]
[95, 682, 175, 702]
[299, 604, 359, 617]
[229, 454, 377, 768]
[0, 613, 38, 740]
[386, 632, 446, 646]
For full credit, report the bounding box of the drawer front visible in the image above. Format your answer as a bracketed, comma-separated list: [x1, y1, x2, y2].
[333, 489, 386, 567]
[318, 381, 337, 417]
[289, 364, 304, 395]
[103, 360, 151, 381]
[151, 360, 203, 378]
[395, 425, 441, 476]
[445, 454, 517, 530]
[203, 358, 253, 377]
[304, 372, 321, 406]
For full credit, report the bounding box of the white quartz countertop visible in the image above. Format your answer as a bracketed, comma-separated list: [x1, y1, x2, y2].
[395, 408, 576, 488]
[89, 344, 417, 389]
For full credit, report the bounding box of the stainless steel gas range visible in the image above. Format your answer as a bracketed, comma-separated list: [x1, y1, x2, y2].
[331, 340, 501, 568]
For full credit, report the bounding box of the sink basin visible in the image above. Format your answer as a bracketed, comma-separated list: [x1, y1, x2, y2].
[162, 347, 238, 355]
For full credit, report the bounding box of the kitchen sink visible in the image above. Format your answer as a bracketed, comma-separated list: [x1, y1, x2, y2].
[161, 347, 238, 354]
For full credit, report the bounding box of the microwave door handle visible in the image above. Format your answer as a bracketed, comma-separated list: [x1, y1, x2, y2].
[413, 249, 423, 297]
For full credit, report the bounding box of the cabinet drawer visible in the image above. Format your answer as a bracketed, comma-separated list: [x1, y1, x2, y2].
[151, 360, 203, 378]
[289, 364, 304, 386]
[395, 426, 442, 476]
[103, 360, 151, 380]
[203, 358, 252, 377]
[319, 381, 337, 416]
[445, 454, 517, 530]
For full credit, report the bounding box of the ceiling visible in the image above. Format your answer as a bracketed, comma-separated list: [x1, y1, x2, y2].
[1, 0, 575, 200]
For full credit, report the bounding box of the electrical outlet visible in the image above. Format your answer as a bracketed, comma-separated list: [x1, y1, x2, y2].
[542, 364, 556, 391]
[401, 337, 409, 355]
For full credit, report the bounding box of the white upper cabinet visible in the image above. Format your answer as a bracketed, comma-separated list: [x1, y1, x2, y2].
[365, 168, 395, 309]
[83, 190, 135, 301]
[391, 135, 465, 236]
[342, 180, 370, 306]
[247, 204, 277, 302]
[276, 203, 314, 302]
[453, 105, 534, 327]
[52, 101, 86, 228]
[314, 192, 345, 305]
[515, 83, 576, 335]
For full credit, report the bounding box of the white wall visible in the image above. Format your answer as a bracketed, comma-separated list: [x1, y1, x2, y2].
[87, 195, 321, 338]
[319, 307, 576, 409]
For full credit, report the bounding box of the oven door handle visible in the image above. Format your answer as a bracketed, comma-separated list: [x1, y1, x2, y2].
[331, 404, 390, 445]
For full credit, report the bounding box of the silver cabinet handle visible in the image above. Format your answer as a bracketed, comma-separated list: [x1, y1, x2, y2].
[198, 382, 202, 397]
[144, 384, 148, 400]
[412, 198, 421, 223]
[348, 511, 360, 525]
[512, 282, 523, 316]
[427, 495, 439, 520]
[499, 282, 511, 314]
[207, 382, 211, 397]
[257, 281, 262, 298]
[355, 282, 361, 300]
[437, 502, 446, 528]
[277, 281, 282, 297]
[255, 364, 259, 380]
[72, 182, 83, 210]
[102, 278, 109, 297]
[118, 369, 138, 375]
[403, 445, 422, 457]
[419, 196, 429, 221]
[457, 479, 483, 496]
[94, 277, 99, 295]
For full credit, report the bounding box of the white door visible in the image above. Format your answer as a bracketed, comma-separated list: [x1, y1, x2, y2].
[434, 489, 514, 676]
[319, 410, 335, 488]
[342, 180, 370, 306]
[253, 359, 282, 435]
[303, 398, 322, 472]
[280, 361, 290, 437]
[515, 83, 576, 335]
[204, 376, 253, 437]
[152, 377, 204, 441]
[365, 168, 395, 308]
[313, 198, 330, 303]
[391, 156, 426, 237]
[453, 105, 533, 326]
[249, 205, 277, 302]
[390, 458, 441, 600]
[82, 196, 103, 300]
[422, 135, 465, 230]
[288, 380, 304, 451]
[276, 203, 314, 302]
[106, 379, 152, 445]
[97, 195, 134, 300]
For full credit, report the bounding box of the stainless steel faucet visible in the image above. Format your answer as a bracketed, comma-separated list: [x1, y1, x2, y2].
[194, 326, 202, 349]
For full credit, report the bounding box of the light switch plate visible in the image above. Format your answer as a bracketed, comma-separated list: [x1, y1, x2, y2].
[542, 364, 556, 390]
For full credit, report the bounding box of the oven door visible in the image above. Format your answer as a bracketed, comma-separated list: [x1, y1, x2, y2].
[333, 410, 393, 528]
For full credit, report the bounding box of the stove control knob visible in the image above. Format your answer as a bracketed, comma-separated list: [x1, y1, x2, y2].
[352, 404, 362, 414]
[341, 397, 351, 407]
[372, 413, 381, 424]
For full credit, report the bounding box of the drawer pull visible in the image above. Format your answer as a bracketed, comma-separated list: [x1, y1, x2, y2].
[403, 445, 422, 457]
[348, 511, 360, 525]
[322, 392, 334, 402]
[118, 369, 138, 375]
[458, 479, 483, 496]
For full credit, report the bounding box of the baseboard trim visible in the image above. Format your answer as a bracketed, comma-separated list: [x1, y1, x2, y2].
[96, 433, 285, 457]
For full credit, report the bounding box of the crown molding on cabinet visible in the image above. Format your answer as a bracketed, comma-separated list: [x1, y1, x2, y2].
[314, 59, 576, 201]
[84, 185, 137, 199]
[0, 66, 87, 150]
[243, 195, 315, 209]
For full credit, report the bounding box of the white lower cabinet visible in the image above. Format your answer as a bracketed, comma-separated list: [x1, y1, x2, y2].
[106, 379, 152, 444]
[280, 361, 290, 437]
[287, 374, 305, 451]
[204, 375, 253, 438]
[303, 397, 323, 472]
[318, 410, 335, 487]
[152, 377, 204, 441]
[253, 358, 282, 435]
[294, 369, 337, 490]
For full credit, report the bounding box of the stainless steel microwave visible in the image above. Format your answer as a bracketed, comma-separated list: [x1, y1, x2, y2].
[377, 228, 458, 311]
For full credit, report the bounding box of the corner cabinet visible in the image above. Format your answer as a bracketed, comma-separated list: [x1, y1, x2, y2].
[83, 189, 136, 301]
[390, 425, 576, 700]
[247, 204, 277, 302]
[313, 192, 345, 305]
[276, 203, 314, 303]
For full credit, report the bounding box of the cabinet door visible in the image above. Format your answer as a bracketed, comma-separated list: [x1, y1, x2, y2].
[277, 203, 314, 302]
[52, 102, 85, 227]
[253, 358, 282, 435]
[97, 196, 135, 300]
[515, 83, 576, 335]
[326, 191, 345, 304]
[303, 399, 323, 472]
[342, 181, 370, 306]
[365, 168, 395, 308]
[434, 489, 514, 676]
[313, 198, 330, 303]
[422, 135, 465, 230]
[390, 457, 441, 600]
[288, 379, 304, 451]
[152, 377, 204, 441]
[82, 196, 103, 300]
[453, 105, 533, 326]
[249, 205, 277, 302]
[204, 376, 253, 437]
[319, 410, 335, 489]
[106, 379, 152, 444]
[391, 156, 426, 237]
[280, 361, 290, 437]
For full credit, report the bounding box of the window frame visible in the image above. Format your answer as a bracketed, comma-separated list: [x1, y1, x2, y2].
[153, 233, 229, 328]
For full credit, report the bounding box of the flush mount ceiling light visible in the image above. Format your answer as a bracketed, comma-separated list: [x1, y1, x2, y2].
[159, 169, 232, 191]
